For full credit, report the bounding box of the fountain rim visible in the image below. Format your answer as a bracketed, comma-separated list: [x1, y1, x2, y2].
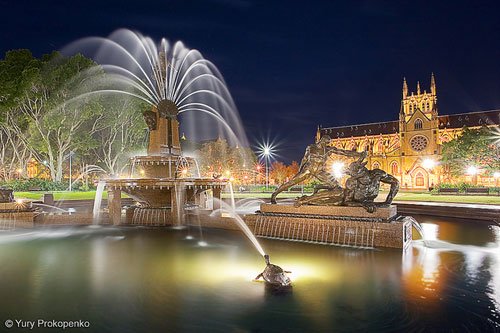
[104, 178, 227, 188]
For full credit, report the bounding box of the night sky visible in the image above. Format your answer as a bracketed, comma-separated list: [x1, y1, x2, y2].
[1, 0, 499, 163]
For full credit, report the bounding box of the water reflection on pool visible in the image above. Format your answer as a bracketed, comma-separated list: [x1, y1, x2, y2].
[0, 215, 499, 332]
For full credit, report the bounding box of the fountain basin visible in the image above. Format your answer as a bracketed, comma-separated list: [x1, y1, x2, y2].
[104, 178, 227, 225]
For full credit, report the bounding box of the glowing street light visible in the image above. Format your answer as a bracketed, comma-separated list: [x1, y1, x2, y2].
[331, 161, 344, 179]
[494, 171, 500, 186]
[257, 142, 276, 191]
[466, 166, 478, 175]
[422, 158, 436, 170]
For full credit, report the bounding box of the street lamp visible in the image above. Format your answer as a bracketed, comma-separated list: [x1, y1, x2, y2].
[466, 165, 478, 185]
[422, 158, 436, 170]
[66, 151, 75, 191]
[257, 142, 276, 191]
[493, 171, 500, 187]
[466, 166, 478, 175]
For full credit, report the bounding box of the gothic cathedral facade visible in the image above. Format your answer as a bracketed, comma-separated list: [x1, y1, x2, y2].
[317, 74, 500, 190]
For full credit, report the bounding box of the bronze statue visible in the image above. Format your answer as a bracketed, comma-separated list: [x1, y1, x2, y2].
[272, 136, 400, 213]
[342, 160, 399, 212]
[270, 135, 366, 204]
[0, 189, 14, 203]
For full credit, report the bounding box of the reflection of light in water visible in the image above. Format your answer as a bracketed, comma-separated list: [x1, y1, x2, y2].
[488, 249, 500, 315]
[418, 247, 440, 286]
[414, 224, 441, 286]
[185, 235, 194, 240]
[172, 226, 187, 230]
[198, 241, 208, 247]
[492, 225, 500, 246]
[91, 239, 107, 293]
[464, 251, 486, 280]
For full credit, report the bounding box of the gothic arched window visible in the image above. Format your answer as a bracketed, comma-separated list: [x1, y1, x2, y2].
[391, 161, 399, 175]
[415, 172, 425, 187]
[414, 118, 423, 130]
[373, 162, 381, 169]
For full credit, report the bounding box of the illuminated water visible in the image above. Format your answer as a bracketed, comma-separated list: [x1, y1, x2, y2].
[0, 216, 499, 332]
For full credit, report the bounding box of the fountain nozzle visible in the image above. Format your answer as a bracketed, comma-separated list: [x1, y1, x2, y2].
[264, 254, 270, 265]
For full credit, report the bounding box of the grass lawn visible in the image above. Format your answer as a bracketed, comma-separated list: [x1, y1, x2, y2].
[14, 190, 500, 205]
[14, 191, 119, 201]
[389, 191, 500, 205]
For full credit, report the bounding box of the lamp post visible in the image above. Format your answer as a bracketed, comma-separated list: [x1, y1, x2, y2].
[493, 171, 500, 187]
[466, 165, 478, 185]
[422, 158, 437, 189]
[68, 151, 75, 191]
[264, 147, 270, 190]
[257, 141, 276, 192]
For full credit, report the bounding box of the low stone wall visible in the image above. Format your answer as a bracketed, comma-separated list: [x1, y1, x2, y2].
[184, 206, 411, 249]
[244, 214, 411, 249]
[0, 211, 37, 229]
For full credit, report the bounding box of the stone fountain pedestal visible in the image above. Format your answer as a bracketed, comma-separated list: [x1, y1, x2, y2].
[105, 178, 226, 226]
[244, 204, 413, 249]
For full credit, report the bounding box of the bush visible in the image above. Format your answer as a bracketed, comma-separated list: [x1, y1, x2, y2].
[435, 182, 490, 193]
[0, 179, 67, 191]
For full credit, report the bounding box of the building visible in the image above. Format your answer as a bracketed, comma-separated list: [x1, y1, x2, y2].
[317, 74, 500, 190]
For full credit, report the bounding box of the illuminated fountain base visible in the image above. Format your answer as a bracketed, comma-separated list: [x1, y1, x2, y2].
[244, 204, 414, 249]
[105, 178, 226, 226]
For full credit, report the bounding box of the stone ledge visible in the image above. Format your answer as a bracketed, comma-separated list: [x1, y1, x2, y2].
[260, 203, 397, 220]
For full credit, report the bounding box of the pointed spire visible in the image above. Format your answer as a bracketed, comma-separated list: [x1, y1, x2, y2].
[181, 132, 186, 140]
[417, 81, 421, 95]
[402, 77, 408, 98]
[430, 72, 436, 95]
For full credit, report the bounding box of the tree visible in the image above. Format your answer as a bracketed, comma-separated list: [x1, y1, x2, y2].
[270, 161, 288, 184]
[0, 50, 108, 181]
[287, 161, 300, 180]
[92, 96, 148, 176]
[441, 126, 500, 177]
[0, 50, 39, 179]
[194, 137, 256, 182]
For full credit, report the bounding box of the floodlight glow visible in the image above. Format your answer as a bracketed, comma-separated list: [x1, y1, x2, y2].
[493, 172, 500, 179]
[466, 166, 478, 175]
[256, 141, 277, 161]
[422, 159, 436, 170]
[331, 161, 344, 179]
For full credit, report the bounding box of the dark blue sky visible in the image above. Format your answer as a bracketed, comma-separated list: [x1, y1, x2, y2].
[1, 0, 499, 163]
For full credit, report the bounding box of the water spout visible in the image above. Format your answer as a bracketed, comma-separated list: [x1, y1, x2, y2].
[93, 181, 106, 223]
[213, 198, 265, 257]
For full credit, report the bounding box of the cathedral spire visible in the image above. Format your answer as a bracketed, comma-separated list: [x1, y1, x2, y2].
[417, 81, 421, 95]
[430, 72, 436, 95]
[402, 77, 408, 98]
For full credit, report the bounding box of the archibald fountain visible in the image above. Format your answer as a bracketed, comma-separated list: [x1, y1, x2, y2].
[70, 29, 245, 227]
[105, 97, 227, 226]
[80, 30, 419, 287]
[78, 30, 291, 286]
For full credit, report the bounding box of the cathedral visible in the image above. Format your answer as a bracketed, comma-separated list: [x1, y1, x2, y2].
[317, 74, 500, 190]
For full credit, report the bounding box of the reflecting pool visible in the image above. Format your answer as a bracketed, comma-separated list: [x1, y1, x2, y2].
[0, 215, 499, 332]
